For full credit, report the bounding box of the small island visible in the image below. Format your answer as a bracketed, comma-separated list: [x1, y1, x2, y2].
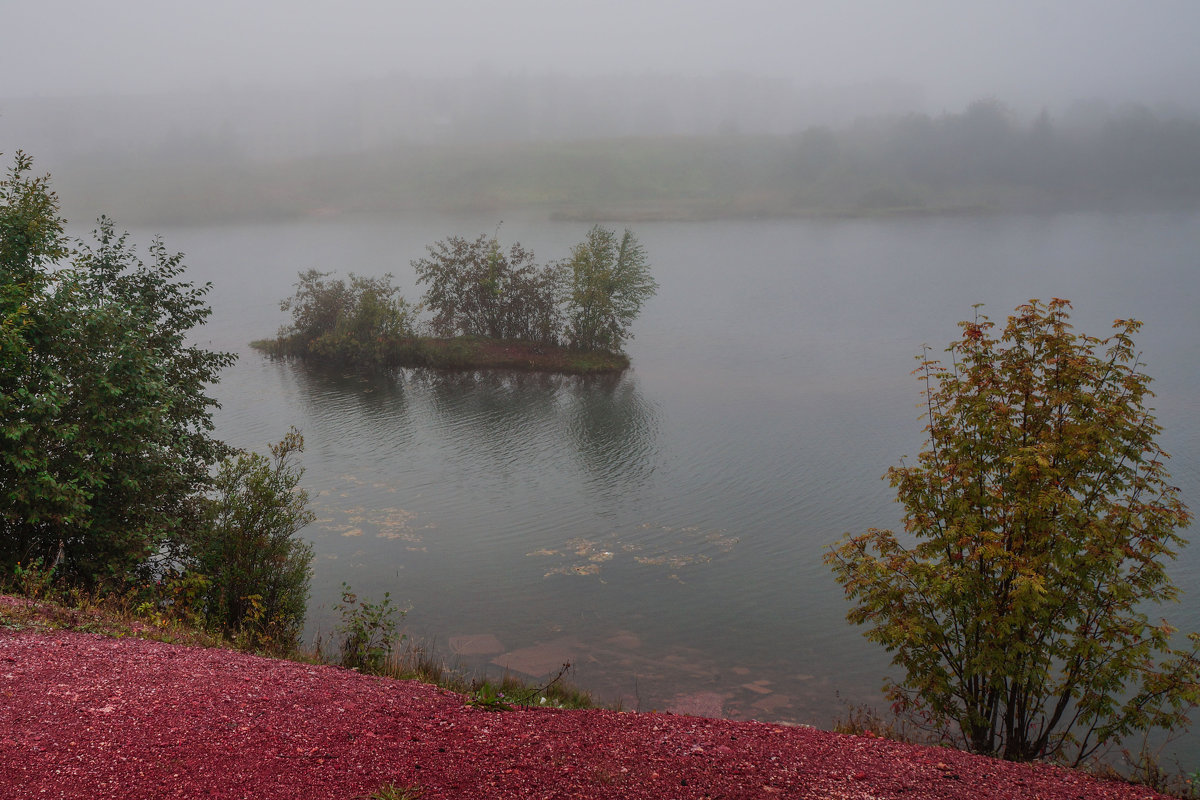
[252, 226, 655, 375]
[252, 333, 630, 374]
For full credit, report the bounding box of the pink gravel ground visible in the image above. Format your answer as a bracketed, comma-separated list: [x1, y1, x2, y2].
[0, 626, 1173, 800]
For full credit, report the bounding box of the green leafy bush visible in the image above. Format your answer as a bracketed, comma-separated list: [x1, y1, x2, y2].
[334, 583, 404, 673]
[3, 152, 317, 650]
[1, 152, 235, 589]
[413, 227, 656, 352]
[272, 269, 418, 366]
[181, 428, 315, 652]
[564, 225, 657, 352]
[412, 232, 565, 344]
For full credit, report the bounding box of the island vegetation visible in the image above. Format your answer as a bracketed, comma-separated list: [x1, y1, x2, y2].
[252, 225, 657, 374]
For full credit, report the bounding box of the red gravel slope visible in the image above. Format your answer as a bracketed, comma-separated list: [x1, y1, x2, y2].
[0, 627, 1169, 800]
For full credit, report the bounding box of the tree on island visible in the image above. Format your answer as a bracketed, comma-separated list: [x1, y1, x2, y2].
[258, 226, 656, 371]
[827, 299, 1198, 765]
[412, 232, 565, 344]
[565, 225, 657, 353]
[275, 269, 418, 366]
[411, 225, 656, 353]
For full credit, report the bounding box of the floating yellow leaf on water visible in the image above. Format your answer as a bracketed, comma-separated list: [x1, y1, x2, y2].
[342, 529, 363, 537]
[635, 554, 711, 567]
[566, 537, 598, 555]
[543, 563, 602, 577]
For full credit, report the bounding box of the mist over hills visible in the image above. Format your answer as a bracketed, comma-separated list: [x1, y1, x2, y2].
[3, 73, 930, 163]
[3, 73, 1199, 225]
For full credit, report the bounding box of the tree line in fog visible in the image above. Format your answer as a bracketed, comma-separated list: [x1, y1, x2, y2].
[17, 95, 1200, 224]
[794, 98, 1200, 211]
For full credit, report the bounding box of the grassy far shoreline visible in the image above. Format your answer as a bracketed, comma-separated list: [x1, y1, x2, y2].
[250, 334, 630, 375]
[54, 104, 1200, 229]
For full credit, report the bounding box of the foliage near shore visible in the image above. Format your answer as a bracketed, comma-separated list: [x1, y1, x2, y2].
[828, 300, 1198, 767]
[2, 151, 316, 651]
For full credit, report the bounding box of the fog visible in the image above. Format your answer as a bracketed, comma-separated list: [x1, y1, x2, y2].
[4, 1, 1200, 223]
[6, 1, 1200, 111]
[5, 1, 1200, 770]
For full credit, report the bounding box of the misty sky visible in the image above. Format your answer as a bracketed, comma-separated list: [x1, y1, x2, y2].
[4, 0, 1199, 113]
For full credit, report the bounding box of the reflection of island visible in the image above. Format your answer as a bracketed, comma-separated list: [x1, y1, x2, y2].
[418, 370, 660, 495]
[418, 369, 566, 457]
[280, 361, 659, 500]
[280, 360, 417, 456]
[564, 373, 660, 495]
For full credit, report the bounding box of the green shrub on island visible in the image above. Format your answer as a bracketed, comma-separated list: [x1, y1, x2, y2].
[255, 225, 656, 373]
[564, 224, 657, 354]
[259, 269, 419, 367]
[413, 233, 565, 344]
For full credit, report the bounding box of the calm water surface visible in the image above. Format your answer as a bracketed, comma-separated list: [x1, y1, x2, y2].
[131, 212, 1198, 753]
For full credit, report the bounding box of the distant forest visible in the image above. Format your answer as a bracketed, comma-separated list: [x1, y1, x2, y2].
[6, 80, 1198, 223]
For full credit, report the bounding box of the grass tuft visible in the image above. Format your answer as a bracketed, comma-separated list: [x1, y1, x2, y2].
[365, 783, 423, 800]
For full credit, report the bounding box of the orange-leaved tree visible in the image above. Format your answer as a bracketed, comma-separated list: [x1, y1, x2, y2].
[827, 298, 1198, 764]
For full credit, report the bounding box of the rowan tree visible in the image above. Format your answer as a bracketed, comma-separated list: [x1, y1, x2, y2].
[827, 299, 1198, 764]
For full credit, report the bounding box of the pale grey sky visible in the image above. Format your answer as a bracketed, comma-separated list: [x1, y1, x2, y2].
[4, 0, 1199, 113]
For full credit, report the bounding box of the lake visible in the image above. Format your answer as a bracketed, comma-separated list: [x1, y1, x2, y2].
[126, 210, 1199, 754]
